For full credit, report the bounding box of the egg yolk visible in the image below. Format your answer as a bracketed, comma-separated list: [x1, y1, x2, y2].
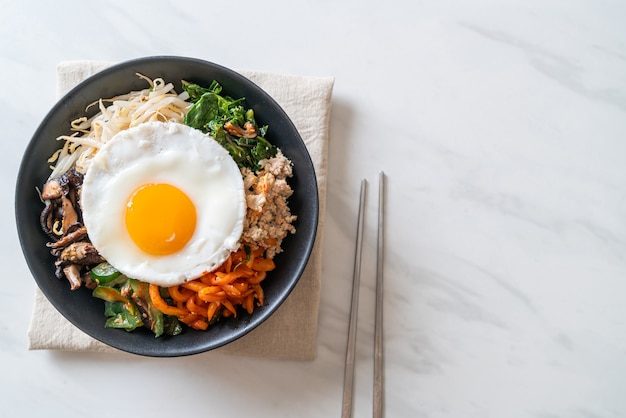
[125, 183, 197, 255]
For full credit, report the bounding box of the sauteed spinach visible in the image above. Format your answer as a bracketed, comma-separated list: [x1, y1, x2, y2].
[182, 80, 277, 169]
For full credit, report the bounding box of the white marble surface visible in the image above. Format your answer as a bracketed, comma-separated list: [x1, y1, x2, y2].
[2, 0, 626, 416]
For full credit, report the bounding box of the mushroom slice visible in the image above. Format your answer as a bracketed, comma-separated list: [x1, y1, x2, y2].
[60, 196, 79, 234]
[47, 225, 88, 249]
[58, 242, 104, 265]
[41, 178, 63, 200]
[62, 264, 82, 290]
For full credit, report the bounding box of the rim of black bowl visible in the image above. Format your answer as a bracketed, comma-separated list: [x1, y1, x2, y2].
[15, 56, 319, 357]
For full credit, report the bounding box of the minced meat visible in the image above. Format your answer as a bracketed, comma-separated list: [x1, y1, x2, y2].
[240, 150, 297, 258]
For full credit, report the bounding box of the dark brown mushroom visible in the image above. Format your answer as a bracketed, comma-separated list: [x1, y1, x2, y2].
[41, 178, 63, 200]
[46, 225, 88, 249]
[54, 242, 103, 290]
[131, 293, 156, 330]
[41, 169, 100, 291]
[62, 264, 82, 290]
[61, 169, 83, 208]
[60, 195, 79, 234]
[40, 202, 59, 240]
[40, 169, 85, 243]
[82, 271, 97, 289]
[56, 242, 104, 266]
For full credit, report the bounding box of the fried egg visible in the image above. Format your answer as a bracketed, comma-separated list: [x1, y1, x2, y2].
[81, 121, 245, 286]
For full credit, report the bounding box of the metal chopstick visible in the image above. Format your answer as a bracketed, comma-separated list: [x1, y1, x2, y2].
[373, 171, 385, 418]
[341, 179, 367, 418]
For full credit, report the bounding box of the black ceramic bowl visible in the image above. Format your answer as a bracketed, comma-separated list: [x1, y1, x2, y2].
[15, 56, 318, 356]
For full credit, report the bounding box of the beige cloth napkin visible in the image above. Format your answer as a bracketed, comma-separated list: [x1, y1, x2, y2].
[27, 60, 334, 360]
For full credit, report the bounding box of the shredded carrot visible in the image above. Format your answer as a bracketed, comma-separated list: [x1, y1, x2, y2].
[189, 319, 208, 330]
[247, 271, 267, 285]
[231, 282, 249, 293]
[198, 285, 222, 296]
[254, 285, 265, 306]
[251, 258, 275, 272]
[178, 313, 208, 330]
[197, 291, 227, 303]
[222, 299, 237, 317]
[181, 281, 208, 292]
[199, 273, 216, 285]
[243, 293, 254, 315]
[212, 270, 249, 285]
[222, 284, 241, 298]
[207, 301, 221, 322]
[167, 285, 193, 303]
[150, 247, 273, 330]
[149, 284, 188, 317]
[224, 256, 233, 273]
[179, 313, 200, 324]
[187, 296, 208, 317]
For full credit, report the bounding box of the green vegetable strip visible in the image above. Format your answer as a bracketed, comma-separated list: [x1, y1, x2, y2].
[92, 279, 182, 337]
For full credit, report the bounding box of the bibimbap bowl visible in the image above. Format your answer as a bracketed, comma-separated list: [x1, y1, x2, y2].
[15, 56, 318, 357]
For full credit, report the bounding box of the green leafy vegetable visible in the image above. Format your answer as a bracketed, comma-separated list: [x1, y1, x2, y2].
[183, 91, 220, 131]
[183, 79, 222, 100]
[92, 286, 143, 332]
[92, 279, 182, 337]
[163, 316, 184, 336]
[182, 80, 277, 169]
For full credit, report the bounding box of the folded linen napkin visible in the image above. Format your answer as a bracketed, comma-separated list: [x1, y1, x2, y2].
[27, 60, 334, 360]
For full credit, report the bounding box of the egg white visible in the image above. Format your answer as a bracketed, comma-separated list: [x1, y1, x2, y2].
[81, 121, 245, 286]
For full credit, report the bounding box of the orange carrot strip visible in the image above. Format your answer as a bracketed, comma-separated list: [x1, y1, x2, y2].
[251, 258, 275, 272]
[247, 271, 267, 285]
[168, 285, 193, 303]
[243, 293, 254, 314]
[222, 299, 237, 317]
[149, 284, 189, 317]
[197, 292, 226, 303]
[199, 273, 216, 285]
[189, 319, 208, 330]
[230, 252, 243, 267]
[181, 281, 207, 292]
[233, 265, 255, 275]
[231, 282, 249, 293]
[197, 286, 225, 302]
[198, 285, 222, 296]
[187, 296, 208, 317]
[179, 313, 200, 324]
[207, 302, 221, 322]
[224, 255, 233, 273]
[223, 284, 241, 298]
[254, 285, 265, 306]
[213, 270, 250, 285]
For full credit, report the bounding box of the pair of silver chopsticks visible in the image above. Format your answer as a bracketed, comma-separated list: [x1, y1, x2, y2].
[342, 171, 385, 418]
